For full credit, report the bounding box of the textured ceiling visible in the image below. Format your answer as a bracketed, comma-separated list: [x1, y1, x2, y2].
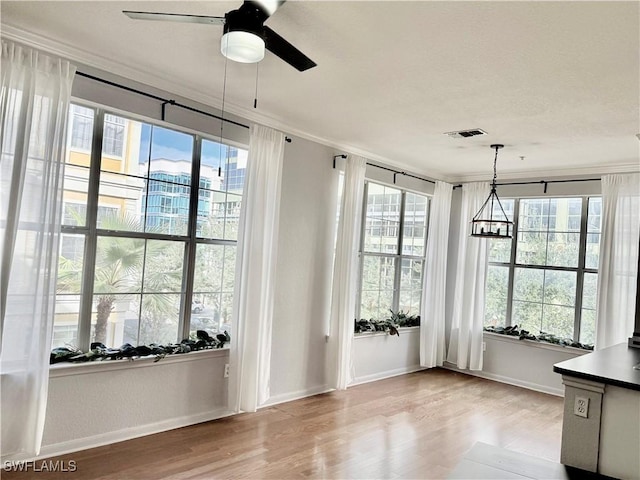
[2, 1, 639, 181]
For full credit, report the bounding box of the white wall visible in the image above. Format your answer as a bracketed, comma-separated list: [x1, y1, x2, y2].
[447, 334, 586, 396]
[267, 135, 339, 405]
[41, 350, 230, 458]
[351, 328, 422, 385]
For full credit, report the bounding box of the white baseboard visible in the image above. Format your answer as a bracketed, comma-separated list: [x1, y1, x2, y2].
[350, 365, 426, 387]
[35, 408, 234, 461]
[261, 384, 332, 408]
[442, 363, 564, 397]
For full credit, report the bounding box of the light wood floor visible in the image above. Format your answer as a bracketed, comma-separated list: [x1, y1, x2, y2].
[6, 369, 564, 480]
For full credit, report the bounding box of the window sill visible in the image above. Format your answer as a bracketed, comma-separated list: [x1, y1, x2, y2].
[483, 331, 589, 355]
[49, 347, 229, 378]
[354, 326, 420, 339]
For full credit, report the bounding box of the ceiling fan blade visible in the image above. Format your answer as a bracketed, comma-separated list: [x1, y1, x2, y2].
[123, 11, 225, 26]
[263, 26, 316, 72]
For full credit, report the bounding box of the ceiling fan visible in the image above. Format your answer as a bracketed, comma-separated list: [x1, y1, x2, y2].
[123, 0, 316, 72]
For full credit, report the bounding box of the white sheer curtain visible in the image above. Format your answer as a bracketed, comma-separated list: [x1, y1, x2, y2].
[420, 181, 453, 368]
[1, 40, 75, 460]
[446, 182, 490, 371]
[228, 124, 285, 413]
[595, 173, 640, 349]
[328, 154, 366, 390]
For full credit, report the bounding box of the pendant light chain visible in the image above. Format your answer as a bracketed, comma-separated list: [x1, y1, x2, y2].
[492, 146, 498, 189]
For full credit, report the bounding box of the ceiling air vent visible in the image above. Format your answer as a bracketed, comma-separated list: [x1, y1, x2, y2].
[444, 128, 487, 139]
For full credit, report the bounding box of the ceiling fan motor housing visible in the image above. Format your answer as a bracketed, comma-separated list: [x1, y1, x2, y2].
[223, 5, 267, 37]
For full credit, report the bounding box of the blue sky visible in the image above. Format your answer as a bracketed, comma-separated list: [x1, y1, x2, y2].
[139, 124, 230, 168]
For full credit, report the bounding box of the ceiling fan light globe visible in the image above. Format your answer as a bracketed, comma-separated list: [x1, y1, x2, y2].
[221, 31, 265, 63]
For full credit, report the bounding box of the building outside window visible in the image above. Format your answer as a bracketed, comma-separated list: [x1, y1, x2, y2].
[358, 181, 429, 322]
[54, 103, 246, 350]
[484, 196, 601, 344]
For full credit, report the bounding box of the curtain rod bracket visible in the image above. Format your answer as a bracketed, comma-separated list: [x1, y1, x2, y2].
[332, 154, 347, 169]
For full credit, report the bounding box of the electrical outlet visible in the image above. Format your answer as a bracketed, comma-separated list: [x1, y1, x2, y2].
[224, 363, 230, 378]
[574, 396, 589, 418]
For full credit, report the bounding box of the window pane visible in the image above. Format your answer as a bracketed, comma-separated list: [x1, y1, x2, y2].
[54, 234, 85, 349]
[57, 234, 85, 293]
[92, 293, 135, 347]
[97, 173, 145, 232]
[93, 236, 145, 294]
[51, 313, 79, 349]
[550, 198, 582, 232]
[68, 104, 94, 151]
[488, 238, 511, 263]
[487, 199, 515, 261]
[515, 231, 547, 265]
[198, 141, 246, 240]
[585, 198, 602, 269]
[513, 300, 543, 334]
[64, 105, 95, 226]
[546, 232, 580, 268]
[115, 293, 182, 347]
[222, 147, 247, 195]
[402, 193, 428, 256]
[513, 268, 544, 303]
[580, 273, 598, 345]
[519, 198, 548, 231]
[542, 305, 574, 338]
[485, 265, 509, 327]
[364, 183, 401, 254]
[137, 293, 181, 346]
[223, 193, 242, 241]
[543, 270, 576, 307]
[360, 255, 396, 320]
[587, 198, 601, 233]
[144, 180, 190, 236]
[192, 244, 236, 337]
[142, 240, 184, 293]
[103, 114, 126, 157]
[398, 258, 422, 316]
[585, 233, 600, 269]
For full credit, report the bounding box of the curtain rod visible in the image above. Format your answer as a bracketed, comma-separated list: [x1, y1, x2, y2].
[452, 177, 601, 192]
[332, 154, 436, 185]
[75, 71, 292, 142]
[333, 154, 602, 192]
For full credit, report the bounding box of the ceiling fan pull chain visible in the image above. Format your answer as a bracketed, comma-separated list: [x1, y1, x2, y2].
[254, 62, 259, 108]
[218, 51, 229, 177]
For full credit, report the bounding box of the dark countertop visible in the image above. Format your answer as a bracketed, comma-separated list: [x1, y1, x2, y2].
[553, 343, 640, 392]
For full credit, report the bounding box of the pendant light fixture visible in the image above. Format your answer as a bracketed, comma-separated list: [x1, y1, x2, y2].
[470, 144, 513, 238]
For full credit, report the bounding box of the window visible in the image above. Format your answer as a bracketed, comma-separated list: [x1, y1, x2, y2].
[358, 182, 429, 321]
[485, 197, 601, 344]
[54, 104, 246, 349]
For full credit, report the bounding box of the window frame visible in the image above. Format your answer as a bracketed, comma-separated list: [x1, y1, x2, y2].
[356, 181, 430, 322]
[58, 103, 246, 351]
[487, 196, 599, 342]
